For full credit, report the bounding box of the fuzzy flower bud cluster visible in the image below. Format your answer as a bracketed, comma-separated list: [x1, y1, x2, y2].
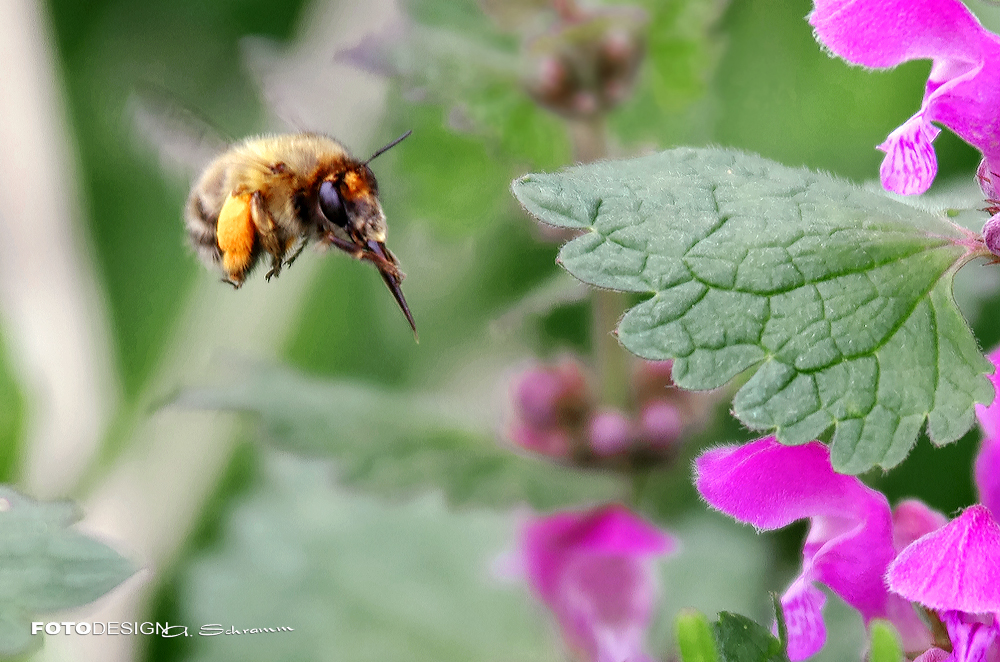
[521, 3, 647, 119]
[508, 356, 708, 465]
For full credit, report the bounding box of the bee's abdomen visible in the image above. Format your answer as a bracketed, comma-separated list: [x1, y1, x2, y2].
[185, 192, 222, 266]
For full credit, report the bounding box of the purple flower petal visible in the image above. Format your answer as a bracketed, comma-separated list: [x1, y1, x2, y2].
[939, 611, 1000, 662]
[976, 433, 1000, 526]
[892, 500, 948, 552]
[521, 505, 676, 662]
[696, 438, 897, 660]
[888, 505, 1000, 614]
[695, 438, 889, 528]
[809, 0, 986, 68]
[780, 578, 827, 661]
[975, 348, 1000, 522]
[877, 114, 941, 195]
[913, 648, 951, 662]
[810, 0, 1000, 195]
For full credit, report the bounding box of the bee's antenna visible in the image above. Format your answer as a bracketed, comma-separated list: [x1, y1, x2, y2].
[364, 130, 412, 165]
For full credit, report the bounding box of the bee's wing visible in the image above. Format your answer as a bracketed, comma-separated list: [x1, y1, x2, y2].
[127, 87, 231, 181]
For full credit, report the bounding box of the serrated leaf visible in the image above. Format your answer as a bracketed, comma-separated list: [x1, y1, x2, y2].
[0, 487, 136, 657]
[172, 361, 620, 509]
[712, 612, 789, 662]
[512, 147, 994, 473]
[180, 454, 555, 662]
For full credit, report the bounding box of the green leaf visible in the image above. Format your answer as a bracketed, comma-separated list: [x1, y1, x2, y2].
[712, 612, 788, 662]
[868, 620, 903, 662]
[179, 454, 555, 662]
[676, 609, 719, 662]
[0, 333, 25, 482]
[345, 0, 569, 173]
[512, 147, 994, 473]
[0, 487, 136, 657]
[613, 0, 729, 146]
[172, 361, 620, 509]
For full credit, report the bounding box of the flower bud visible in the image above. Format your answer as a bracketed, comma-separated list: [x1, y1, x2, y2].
[983, 214, 1000, 256]
[522, 6, 647, 119]
[978, 158, 1000, 206]
[588, 409, 635, 456]
[514, 358, 591, 430]
[509, 357, 594, 459]
[639, 400, 683, 451]
[509, 424, 572, 458]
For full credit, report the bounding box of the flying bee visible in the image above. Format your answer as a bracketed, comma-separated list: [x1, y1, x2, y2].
[184, 130, 416, 336]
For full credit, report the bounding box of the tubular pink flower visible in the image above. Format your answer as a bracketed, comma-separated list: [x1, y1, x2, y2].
[975, 348, 1000, 522]
[521, 505, 676, 662]
[695, 438, 924, 660]
[809, 0, 1000, 195]
[883, 348, 1000, 662]
[887, 506, 1000, 662]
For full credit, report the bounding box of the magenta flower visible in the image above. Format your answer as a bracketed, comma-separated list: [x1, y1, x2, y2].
[975, 348, 1000, 521]
[885, 347, 1000, 662]
[887, 506, 1000, 662]
[695, 438, 931, 660]
[521, 504, 677, 662]
[809, 0, 1000, 195]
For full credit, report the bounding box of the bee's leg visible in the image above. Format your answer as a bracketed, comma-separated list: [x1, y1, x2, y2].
[322, 232, 402, 279]
[216, 192, 256, 285]
[283, 237, 309, 269]
[248, 191, 286, 281]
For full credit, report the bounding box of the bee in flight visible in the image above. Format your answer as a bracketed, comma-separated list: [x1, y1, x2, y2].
[184, 130, 417, 336]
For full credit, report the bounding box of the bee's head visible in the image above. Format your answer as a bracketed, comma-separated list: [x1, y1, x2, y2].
[317, 164, 386, 243]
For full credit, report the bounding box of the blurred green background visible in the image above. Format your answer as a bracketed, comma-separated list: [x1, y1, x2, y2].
[3, 0, 1000, 660]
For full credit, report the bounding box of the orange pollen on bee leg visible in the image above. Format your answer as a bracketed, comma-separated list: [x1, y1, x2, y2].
[217, 192, 255, 275]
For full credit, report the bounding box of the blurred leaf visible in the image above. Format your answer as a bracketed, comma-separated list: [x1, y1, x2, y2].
[173, 361, 621, 509]
[613, 0, 729, 145]
[0, 333, 25, 482]
[345, 0, 569, 196]
[0, 487, 136, 657]
[513, 147, 993, 473]
[676, 609, 718, 662]
[868, 620, 903, 662]
[712, 612, 788, 662]
[180, 454, 556, 662]
[384, 103, 518, 237]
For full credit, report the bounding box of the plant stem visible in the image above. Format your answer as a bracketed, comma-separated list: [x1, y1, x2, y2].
[569, 116, 608, 164]
[568, 116, 631, 411]
[592, 287, 630, 409]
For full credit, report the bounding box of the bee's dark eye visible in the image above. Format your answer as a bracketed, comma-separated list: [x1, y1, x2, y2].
[318, 180, 348, 227]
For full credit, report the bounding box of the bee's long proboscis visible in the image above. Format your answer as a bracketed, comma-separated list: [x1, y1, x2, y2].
[368, 240, 418, 340]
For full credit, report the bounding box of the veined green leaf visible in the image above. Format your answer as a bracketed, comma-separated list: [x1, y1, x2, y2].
[712, 612, 788, 662]
[512, 147, 994, 473]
